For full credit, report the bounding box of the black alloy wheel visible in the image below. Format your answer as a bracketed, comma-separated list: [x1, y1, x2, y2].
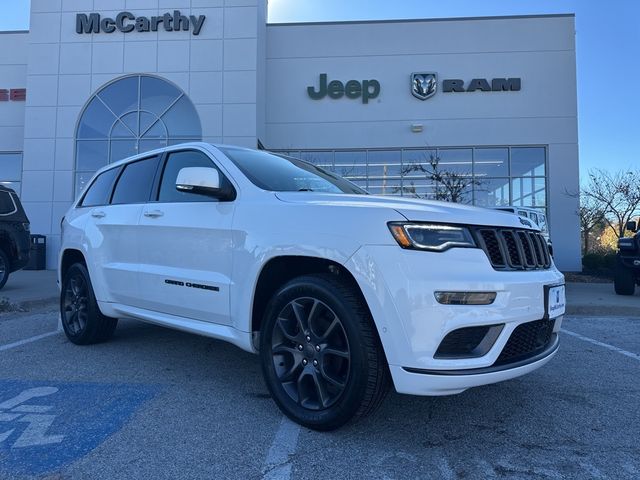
[271, 297, 351, 410]
[60, 263, 118, 345]
[260, 274, 389, 431]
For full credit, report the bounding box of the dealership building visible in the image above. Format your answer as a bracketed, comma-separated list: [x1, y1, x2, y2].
[0, 0, 580, 270]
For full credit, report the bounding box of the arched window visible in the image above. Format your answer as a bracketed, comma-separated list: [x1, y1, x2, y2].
[75, 74, 202, 193]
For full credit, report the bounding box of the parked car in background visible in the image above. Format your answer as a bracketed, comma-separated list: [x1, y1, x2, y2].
[614, 219, 640, 295]
[0, 185, 30, 289]
[59, 143, 564, 430]
[493, 206, 553, 256]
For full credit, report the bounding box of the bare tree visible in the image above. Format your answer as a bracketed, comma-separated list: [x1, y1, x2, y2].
[582, 168, 640, 238]
[398, 152, 479, 203]
[578, 192, 606, 254]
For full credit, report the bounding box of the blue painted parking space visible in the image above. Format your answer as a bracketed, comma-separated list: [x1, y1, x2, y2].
[0, 380, 158, 476]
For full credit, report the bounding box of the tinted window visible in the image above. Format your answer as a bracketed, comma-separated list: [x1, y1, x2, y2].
[221, 148, 366, 194]
[111, 156, 159, 204]
[0, 191, 16, 215]
[158, 150, 219, 203]
[80, 168, 119, 207]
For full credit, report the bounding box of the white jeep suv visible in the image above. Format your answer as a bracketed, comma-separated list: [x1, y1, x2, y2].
[59, 143, 565, 430]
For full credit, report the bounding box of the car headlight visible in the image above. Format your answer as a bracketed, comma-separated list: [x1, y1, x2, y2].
[388, 222, 476, 251]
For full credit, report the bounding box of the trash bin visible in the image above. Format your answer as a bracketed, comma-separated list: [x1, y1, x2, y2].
[24, 234, 46, 270]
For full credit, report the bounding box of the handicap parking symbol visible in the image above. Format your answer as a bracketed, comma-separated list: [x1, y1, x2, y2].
[0, 380, 158, 476]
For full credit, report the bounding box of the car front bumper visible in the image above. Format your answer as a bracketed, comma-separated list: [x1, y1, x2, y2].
[346, 245, 565, 396]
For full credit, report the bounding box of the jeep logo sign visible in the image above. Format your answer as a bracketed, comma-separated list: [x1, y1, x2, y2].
[307, 74, 381, 104]
[76, 11, 206, 36]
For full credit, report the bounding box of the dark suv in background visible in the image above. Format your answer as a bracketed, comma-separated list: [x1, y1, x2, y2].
[614, 219, 640, 295]
[0, 185, 30, 290]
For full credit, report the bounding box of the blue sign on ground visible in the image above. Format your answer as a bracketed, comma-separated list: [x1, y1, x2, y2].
[0, 380, 158, 476]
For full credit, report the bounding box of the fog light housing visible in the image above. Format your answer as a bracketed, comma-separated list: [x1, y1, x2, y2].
[434, 291, 497, 305]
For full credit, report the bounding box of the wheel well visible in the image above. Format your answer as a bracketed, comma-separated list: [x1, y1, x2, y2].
[251, 256, 370, 337]
[60, 249, 86, 277]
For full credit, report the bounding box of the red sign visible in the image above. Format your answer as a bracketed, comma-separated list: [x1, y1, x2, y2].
[0, 89, 26, 101]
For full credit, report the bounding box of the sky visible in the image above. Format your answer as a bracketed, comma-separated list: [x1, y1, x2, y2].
[1, 0, 639, 178]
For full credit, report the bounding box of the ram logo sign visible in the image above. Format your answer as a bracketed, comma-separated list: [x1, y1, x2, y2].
[411, 73, 437, 100]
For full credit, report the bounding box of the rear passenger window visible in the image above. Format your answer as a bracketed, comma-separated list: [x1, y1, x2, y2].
[0, 191, 16, 215]
[111, 156, 159, 205]
[80, 168, 119, 207]
[157, 150, 222, 203]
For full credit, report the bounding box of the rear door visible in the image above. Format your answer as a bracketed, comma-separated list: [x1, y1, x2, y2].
[83, 156, 160, 305]
[135, 149, 235, 324]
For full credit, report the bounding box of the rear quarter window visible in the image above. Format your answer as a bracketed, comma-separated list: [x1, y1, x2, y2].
[111, 156, 160, 205]
[0, 190, 17, 215]
[80, 168, 120, 207]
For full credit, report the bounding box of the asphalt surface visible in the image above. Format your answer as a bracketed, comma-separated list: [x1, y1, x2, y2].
[0, 306, 639, 480]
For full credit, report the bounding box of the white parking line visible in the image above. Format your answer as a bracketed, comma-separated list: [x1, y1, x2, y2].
[562, 329, 640, 362]
[262, 416, 301, 480]
[0, 330, 60, 352]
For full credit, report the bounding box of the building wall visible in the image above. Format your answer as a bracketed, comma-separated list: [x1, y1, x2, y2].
[264, 16, 581, 270]
[21, 0, 265, 268]
[0, 32, 28, 156]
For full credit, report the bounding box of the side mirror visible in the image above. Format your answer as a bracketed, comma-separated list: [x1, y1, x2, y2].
[626, 220, 637, 233]
[176, 167, 234, 200]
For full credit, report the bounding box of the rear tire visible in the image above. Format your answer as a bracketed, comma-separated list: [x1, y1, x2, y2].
[0, 248, 9, 290]
[260, 273, 389, 431]
[60, 263, 118, 344]
[614, 261, 636, 295]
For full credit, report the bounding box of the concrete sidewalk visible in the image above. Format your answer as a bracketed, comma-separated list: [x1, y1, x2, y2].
[1, 269, 638, 316]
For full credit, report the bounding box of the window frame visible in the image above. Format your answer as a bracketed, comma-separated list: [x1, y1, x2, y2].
[0, 190, 18, 216]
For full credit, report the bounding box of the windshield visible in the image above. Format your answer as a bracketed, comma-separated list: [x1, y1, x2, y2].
[219, 147, 367, 194]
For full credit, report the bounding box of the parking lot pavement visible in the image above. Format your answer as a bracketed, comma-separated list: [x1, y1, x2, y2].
[1, 309, 639, 479]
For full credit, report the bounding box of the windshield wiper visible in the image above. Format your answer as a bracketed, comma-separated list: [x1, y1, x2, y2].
[298, 188, 314, 191]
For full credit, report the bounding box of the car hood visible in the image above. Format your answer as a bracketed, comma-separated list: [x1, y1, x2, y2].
[274, 192, 537, 229]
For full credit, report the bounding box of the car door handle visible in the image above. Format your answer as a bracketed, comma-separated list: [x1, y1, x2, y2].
[144, 210, 164, 218]
[91, 210, 106, 218]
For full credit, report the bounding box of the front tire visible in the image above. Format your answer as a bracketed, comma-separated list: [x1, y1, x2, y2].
[0, 248, 9, 290]
[614, 262, 636, 295]
[60, 263, 118, 344]
[260, 274, 389, 431]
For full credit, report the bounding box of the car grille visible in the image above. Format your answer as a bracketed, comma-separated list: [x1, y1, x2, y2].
[494, 319, 555, 366]
[474, 228, 551, 271]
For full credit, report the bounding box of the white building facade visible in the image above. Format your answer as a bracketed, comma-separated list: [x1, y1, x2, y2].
[0, 0, 580, 271]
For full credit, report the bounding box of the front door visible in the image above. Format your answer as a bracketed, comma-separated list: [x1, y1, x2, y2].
[135, 149, 235, 325]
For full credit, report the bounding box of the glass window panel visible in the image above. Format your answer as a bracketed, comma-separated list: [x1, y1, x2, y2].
[0, 190, 16, 214]
[511, 147, 545, 176]
[110, 140, 138, 163]
[474, 148, 508, 177]
[77, 98, 117, 139]
[160, 96, 202, 138]
[98, 76, 139, 117]
[80, 167, 120, 207]
[435, 148, 473, 176]
[141, 113, 165, 138]
[111, 118, 136, 138]
[511, 177, 546, 207]
[299, 151, 334, 169]
[75, 172, 96, 196]
[474, 177, 510, 207]
[158, 150, 218, 203]
[141, 76, 182, 116]
[0, 182, 20, 196]
[367, 150, 401, 183]
[140, 139, 168, 154]
[402, 149, 437, 174]
[0, 153, 22, 180]
[367, 178, 403, 196]
[76, 140, 108, 172]
[334, 151, 365, 178]
[111, 156, 160, 204]
[401, 178, 436, 198]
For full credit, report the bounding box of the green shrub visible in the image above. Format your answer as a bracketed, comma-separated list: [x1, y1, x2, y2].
[582, 252, 617, 275]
